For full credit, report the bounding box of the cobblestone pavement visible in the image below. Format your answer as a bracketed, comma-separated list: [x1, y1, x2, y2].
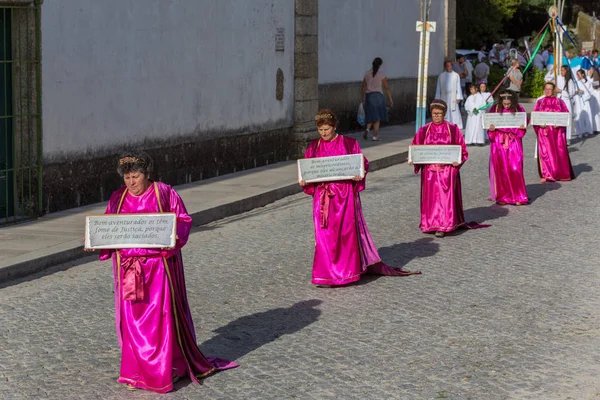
[2, 129, 600, 400]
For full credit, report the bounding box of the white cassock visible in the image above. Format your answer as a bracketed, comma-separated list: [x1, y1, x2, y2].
[435, 71, 463, 129]
[584, 79, 600, 132]
[573, 78, 593, 137]
[464, 93, 486, 144]
[556, 75, 574, 140]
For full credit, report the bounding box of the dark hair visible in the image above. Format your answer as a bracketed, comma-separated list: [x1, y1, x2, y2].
[495, 90, 519, 114]
[577, 68, 587, 82]
[468, 83, 479, 92]
[372, 57, 383, 77]
[561, 65, 572, 91]
[315, 108, 338, 128]
[544, 81, 556, 91]
[478, 82, 488, 91]
[116, 150, 154, 177]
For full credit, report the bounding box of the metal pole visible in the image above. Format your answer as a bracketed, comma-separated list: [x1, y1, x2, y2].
[415, 0, 426, 130]
[416, 29, 425, 129]
[416, 0, 434, 131]
[421, 0, 432, 127]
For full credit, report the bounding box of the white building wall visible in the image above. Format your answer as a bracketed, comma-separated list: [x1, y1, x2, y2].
[318, 0, 446, 83]
[41, 0, 294, 158]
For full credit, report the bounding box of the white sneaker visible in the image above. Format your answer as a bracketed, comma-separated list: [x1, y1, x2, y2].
[372, 136, 380, 141]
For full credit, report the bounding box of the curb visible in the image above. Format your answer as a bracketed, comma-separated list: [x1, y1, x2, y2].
[0, 150, 409, 284]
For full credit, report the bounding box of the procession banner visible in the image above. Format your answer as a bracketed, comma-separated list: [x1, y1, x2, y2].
[297, 154, 365, 183]
[408, 145, 462, 164]
[531, 111, 570, 127]
[85, 213, 177, 249]
[482, 112, 528, 129]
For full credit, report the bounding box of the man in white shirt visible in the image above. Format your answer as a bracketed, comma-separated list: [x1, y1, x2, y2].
[436, 60, 463, 128]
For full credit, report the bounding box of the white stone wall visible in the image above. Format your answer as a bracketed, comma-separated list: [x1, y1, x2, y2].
[318, 0, 446, 83]
[41, 0, 294, 158]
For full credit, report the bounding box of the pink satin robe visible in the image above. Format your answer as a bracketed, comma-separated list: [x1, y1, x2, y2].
[411, 122, 468, 233]
[303, 136, 417, 286]
[487, 104, 529, 204]
[533, 96, 576, 181]
[100, 182, 237, 393]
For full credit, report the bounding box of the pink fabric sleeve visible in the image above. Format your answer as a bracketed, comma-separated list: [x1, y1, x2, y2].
[98, 200, 114, 261]
[351, 139, 368, 193]
[302, 142, 317, 196]
[411, 125, 427, 173]
[453, 124, 469, 166]
[558, 98, 569, 113]
[98, 189, 125, 261]
[487, 105, 499, 141]
[517, 105, 528, 138]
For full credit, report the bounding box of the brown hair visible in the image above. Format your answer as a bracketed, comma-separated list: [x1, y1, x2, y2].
[430, 99, 448, 115]
[117, 150, 154, 177]
[315, 108, 338, 127]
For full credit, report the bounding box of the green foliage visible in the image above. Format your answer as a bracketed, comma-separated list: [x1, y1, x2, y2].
[457, 0, 573, 49]
[490, 0, 521, 19]
[487, 64, 507, 90]
[521, 68, 547, 98]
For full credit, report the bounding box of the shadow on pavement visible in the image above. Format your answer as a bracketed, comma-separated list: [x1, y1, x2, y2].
[377, 237, 440, 268]
[526, 181, 562, 203]
[464, 204, 509, 223]
[197, 299, 322, 363]
[573, 163, 593, 177]
[0, 254, 97, 290]
[354, 238, 438, 285]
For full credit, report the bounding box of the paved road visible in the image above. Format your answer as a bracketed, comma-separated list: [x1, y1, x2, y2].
[2, 128, 600, 400]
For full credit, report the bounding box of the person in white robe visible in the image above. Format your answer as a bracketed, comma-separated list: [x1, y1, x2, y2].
[478, 82, 492, 142]
[573, 69, 594, 138]
[435, 61, 463, 128]
[464, 84, 486, 145]
[555, 66, 575, 142]
[583, 70, 600, 133]
[590, 67, 600, 134]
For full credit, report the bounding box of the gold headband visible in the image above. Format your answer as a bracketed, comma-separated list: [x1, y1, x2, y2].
[499, 93, 513, 99]
[119, 156, 142, 165]
[430, 102, 447, 110]
[315, 113, 334, 121]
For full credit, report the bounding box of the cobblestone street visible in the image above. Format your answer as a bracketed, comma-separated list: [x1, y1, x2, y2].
[2, 128, 600, 400]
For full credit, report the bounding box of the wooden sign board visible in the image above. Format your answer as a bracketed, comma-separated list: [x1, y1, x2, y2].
[482, 112, 527, 129]
[531, 111, 570, 127]
[297, 154, 365, 183]
[84, 213, 177, 250]
[408, 145, 462, 164]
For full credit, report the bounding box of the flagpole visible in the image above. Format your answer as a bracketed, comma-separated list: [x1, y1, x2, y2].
[415, 0, 435, 131]
[421, 0, 434, 127]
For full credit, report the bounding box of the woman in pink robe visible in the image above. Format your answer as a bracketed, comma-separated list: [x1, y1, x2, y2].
[533, 82, 576, 182]
[300, 109, 420, 287]
[97, 152, 237, 393]
[409, 100, 469, 237]
[486, 90, 529, 205]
